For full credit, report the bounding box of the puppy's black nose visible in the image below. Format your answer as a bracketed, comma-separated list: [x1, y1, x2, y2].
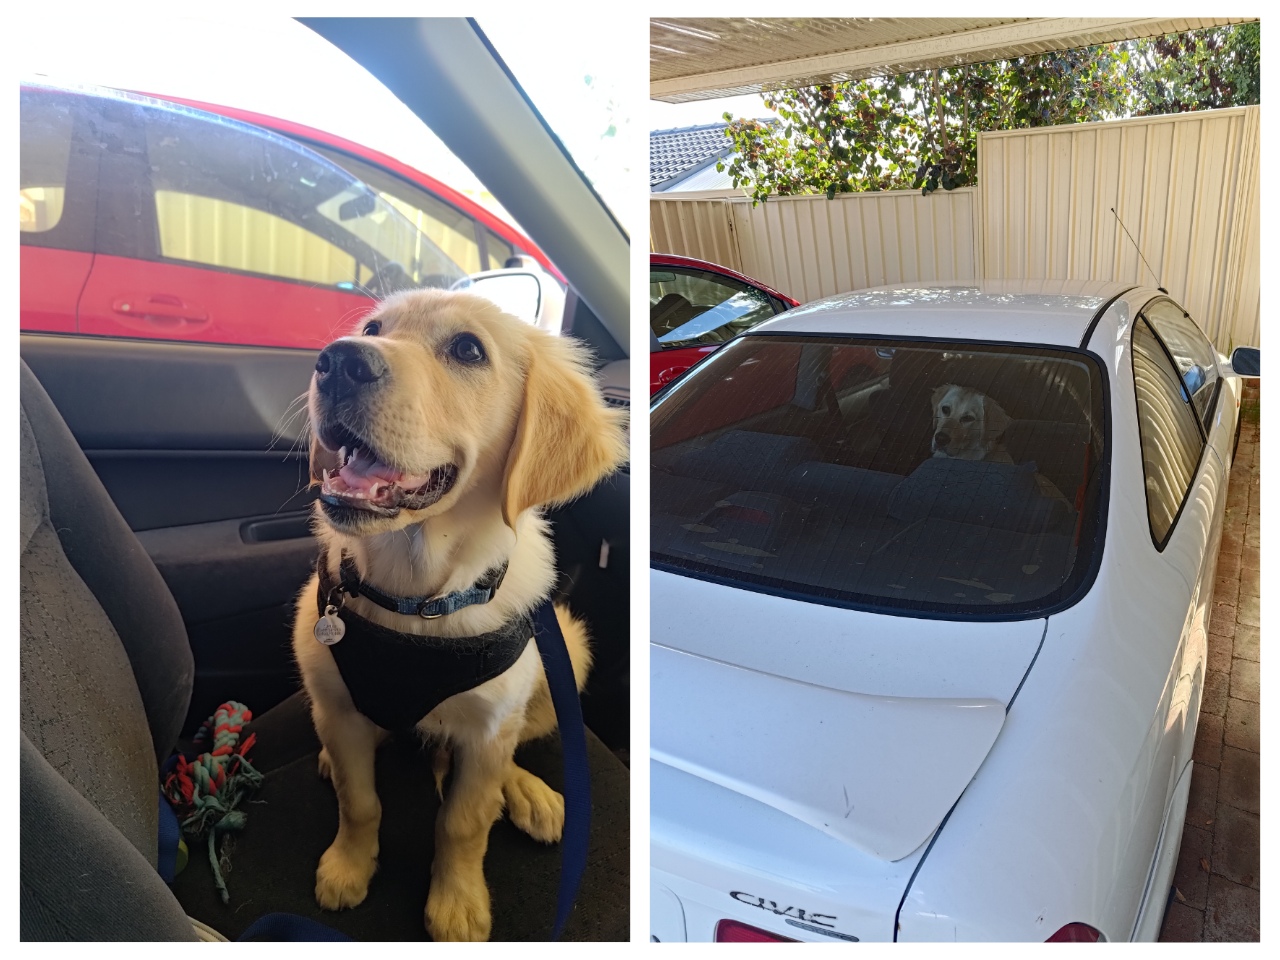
[316, 340, 387, 398]
[934, 431, 950, 448]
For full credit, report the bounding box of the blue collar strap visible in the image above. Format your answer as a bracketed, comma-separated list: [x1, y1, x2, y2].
[330, 552, 508, 620]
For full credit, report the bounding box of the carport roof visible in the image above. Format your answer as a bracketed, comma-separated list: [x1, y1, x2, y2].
[651, 17, 1256, 102]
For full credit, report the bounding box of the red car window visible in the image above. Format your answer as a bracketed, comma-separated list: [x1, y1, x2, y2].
[20, 86, 468, 350]
[651, 266, 780, 349]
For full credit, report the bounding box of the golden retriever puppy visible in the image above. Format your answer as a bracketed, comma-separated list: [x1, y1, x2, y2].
[291, 289, 627, 941]
[930, 383, 1013, 461]
[930, 382, 1070, 503]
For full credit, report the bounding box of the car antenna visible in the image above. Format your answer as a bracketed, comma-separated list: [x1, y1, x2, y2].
[1110, 207, 1167, 294]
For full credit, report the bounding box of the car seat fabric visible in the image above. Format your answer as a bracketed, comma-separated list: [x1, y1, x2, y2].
[21, 360, 198, 940]
[21, 363, 193, 769]
[20, 363, 193, 873]
[888, 457, 1066, 533]
[20, 733, 198, 941]
[170, 691, 630, 941]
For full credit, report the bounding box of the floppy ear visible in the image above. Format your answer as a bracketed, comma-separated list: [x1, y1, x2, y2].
[502, 333, 628, 527]
[931, 384, 954, 413]
[309, 433, 339, 486]
[983, 396, 1012, 441]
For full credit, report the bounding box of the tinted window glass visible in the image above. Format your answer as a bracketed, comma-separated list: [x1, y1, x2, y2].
[141, 107, 465, 292]
[485, 229, 515, 271]
[1142, 298, 1220, 432]
[650, 267, 779, 349]
[652, 336, 1107, 618]
[313, 146, 484, 275]
[19, 101, 72, 233]
[1132, 317, 1205, 545]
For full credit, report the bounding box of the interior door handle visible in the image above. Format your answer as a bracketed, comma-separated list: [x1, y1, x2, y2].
[112, 294, 209, 325]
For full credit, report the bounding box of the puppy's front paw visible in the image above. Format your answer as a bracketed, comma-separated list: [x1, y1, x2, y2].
[503, 767, 564, 843]
[315, 843, 377, 910]
[426, 872, 491, 941]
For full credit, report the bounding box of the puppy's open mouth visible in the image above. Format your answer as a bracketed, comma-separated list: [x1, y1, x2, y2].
[317, 424, 457, 517]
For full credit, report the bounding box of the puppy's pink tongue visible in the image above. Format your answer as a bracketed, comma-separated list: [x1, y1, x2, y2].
[334, 447, 431, 501]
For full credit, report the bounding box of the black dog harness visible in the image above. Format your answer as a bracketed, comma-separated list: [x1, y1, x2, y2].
[314, 548, 531, 731]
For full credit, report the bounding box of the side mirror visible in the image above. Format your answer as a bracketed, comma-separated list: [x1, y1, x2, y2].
[452, 269, 566, 333]
[1230, 346, 1260, 377]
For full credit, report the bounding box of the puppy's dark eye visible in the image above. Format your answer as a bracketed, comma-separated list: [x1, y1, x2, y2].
[961, 415, 975, 423]
[363, 320, 381, 336]
[941, 405, 951, 415]
[449, 333, 487, 364]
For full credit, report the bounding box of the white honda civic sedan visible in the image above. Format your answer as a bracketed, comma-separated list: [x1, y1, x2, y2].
[650, 281, 1257, 942]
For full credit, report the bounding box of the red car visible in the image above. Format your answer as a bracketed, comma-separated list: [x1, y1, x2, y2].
[20, 81, 556, 349]
[650, 253, 799, 394]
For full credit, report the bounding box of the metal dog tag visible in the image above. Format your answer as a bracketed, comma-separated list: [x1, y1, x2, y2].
[314, 607, 346, 646]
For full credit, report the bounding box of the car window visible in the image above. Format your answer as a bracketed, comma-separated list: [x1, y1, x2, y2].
[1141, 298, 1220, 433]
[652, 336, 1107, 619]
[140, 106, 465, 292]
[1132, 316, 1206, 547]
[650, 267, 779, 350]
[19, 91, 95, 250]
[484, 228, 515, 270]
[19, 103, 73, 234]
[308, 145, 486, 274]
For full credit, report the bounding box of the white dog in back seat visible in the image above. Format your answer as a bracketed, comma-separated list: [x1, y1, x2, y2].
[930, 383, 1013, 462]
[929, 383, 1072, 503]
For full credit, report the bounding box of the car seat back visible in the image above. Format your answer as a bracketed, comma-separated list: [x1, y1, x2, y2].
[20, 360, 196, 939]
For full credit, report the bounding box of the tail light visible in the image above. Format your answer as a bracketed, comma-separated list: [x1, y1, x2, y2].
[1047, 922, 1102, 942]
[715, 919, 797, 942]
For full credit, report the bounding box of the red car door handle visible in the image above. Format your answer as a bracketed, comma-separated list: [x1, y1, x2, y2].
[112, 294, 209, 324]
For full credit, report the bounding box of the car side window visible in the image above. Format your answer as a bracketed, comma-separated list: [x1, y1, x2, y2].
[312, 146, 486, 274]
[19, 90, 96, 251]
[1141, 298, 1221, 434]
[650, 267, 779, 350]
[132, 105, 466, 297]
[484, 228, 515, 270]
[1132, 316, 1206, 547]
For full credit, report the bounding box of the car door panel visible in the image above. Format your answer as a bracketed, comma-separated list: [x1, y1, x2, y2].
[20, 247, 91, 332]
[79, 254, 376, 349]
[21, 333, 320, 731]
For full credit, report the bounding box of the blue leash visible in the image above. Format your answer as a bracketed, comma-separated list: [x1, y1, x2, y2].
[161, 598, 591, 941]
[532, 600, 591, 940]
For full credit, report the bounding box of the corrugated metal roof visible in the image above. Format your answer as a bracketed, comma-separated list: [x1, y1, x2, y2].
[652, 17, 1256, 102]
[649, 122, 737, 189]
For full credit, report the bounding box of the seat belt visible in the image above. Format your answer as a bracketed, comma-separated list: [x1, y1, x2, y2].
[159, 598, 591, 941]
[532, 600, 591, 941]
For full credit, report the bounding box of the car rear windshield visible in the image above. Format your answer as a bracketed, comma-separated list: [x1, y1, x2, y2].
[652, 335, 1108, 619]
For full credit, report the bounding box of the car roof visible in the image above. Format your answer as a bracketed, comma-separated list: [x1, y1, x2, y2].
[754, 279, 1138, 347]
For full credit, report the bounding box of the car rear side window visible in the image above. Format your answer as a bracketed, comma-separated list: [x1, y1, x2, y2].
[19, 103, 72, 234]
[652, 335, 1108, 619]
[1141, 298, 1221, 434]
[19, 90, 95, 249]
[1132, 317, 1205, 547]
[651, 267, 780, 350]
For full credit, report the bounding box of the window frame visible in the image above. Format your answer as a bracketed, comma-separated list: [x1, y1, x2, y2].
[651, 329, 1114, 623]
[1129, 310, 1212, 552]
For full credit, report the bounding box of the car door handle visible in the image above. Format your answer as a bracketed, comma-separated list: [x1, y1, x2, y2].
[112, 294, 209, 325]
